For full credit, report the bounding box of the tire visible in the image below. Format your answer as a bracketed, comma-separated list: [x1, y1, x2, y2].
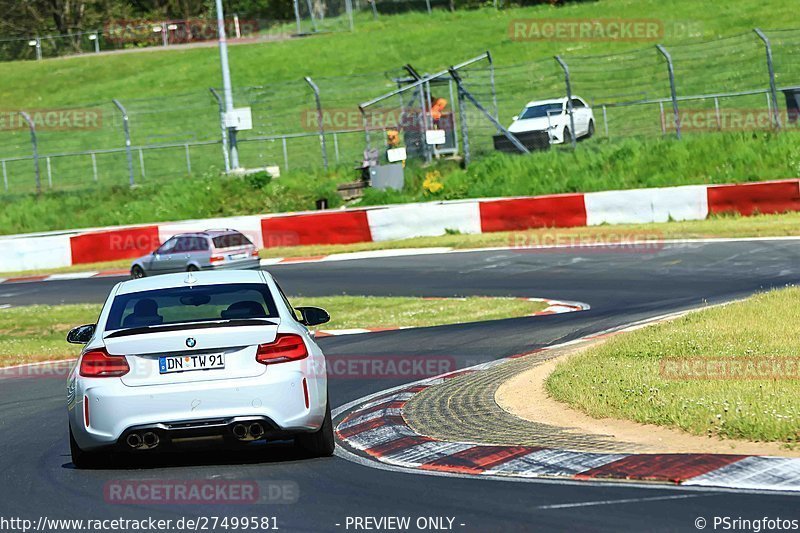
[69, 425, 110, 469]
[295, 396, 335, 457]
[186, 264, 199, 272]
[130, 265, 145, 279]
[563, 127, 572, 144]
[586, 120, 595, 139]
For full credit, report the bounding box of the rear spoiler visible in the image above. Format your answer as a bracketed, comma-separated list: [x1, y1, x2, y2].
[105, 319, 278, 339]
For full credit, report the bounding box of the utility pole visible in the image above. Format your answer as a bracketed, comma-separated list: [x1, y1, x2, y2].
[215, 0, 239, 170]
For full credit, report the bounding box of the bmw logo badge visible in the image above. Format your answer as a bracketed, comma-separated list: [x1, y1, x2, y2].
[186, 338, 197, 348]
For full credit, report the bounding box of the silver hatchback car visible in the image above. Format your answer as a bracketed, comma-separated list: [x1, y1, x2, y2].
[131, 229, 261, 278]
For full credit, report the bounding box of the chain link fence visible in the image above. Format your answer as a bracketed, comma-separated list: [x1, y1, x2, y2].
[2, 28, 798, 194]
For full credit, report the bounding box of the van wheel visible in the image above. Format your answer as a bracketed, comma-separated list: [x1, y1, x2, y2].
[295, 397, 335, 457]
[587, 120, 595, 138]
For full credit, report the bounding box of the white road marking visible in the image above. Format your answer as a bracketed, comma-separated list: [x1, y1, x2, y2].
[0, 304, 10, 310]
[535, 493, 714, 510]
[45, 272, 99, 280]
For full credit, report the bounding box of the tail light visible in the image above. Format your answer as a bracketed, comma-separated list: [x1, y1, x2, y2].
[209, 255, 225, 263]
[256, 334, 308, 365]
[79, 348, 130, 377]
[250, 249, 260, 258]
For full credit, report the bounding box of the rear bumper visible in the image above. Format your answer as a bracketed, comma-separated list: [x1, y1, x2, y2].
[70, 370, 326, 451]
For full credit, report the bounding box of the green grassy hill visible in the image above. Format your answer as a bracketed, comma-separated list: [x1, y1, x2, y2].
[0, 0, 798, 234]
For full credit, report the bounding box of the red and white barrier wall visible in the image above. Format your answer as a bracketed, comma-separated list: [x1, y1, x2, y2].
[1, 179, 798, 273]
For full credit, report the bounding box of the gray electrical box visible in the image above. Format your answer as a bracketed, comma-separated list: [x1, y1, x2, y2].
[369, 164, 405, 191]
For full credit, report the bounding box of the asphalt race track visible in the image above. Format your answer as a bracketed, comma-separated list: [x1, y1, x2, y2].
[2, 239, 800, 531]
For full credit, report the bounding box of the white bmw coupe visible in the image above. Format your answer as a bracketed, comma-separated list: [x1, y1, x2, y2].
[66, 270, 333, 468]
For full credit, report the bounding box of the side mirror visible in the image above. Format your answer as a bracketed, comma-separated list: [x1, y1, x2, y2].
[295, 306, 330, 327]
[67, 324, 96, 344]
[512, 115, 519, 121]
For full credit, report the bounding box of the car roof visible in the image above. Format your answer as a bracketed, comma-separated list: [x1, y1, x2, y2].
[115, 270, 266, 295]
[171, 229, 243, 239]
[523, 96, 585, 107]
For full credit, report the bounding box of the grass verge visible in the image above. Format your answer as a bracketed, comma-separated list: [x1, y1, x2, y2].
[546, 287, 800, 444]
[2, 132, 800, 236]
[0, 296, 546, 366]
[3, 210, 800, 278]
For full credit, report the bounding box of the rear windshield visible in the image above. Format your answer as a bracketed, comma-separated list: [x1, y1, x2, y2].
[212, 233, 253, 249]
[105, 283, 278, 331]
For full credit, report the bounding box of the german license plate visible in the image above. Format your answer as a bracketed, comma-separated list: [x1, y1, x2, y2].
[159, 353, 225, 374]
[229, 252, 248, 260]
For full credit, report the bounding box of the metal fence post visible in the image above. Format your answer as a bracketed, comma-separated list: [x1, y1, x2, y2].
[91, 153, 98, 182]
[417, 84, 432, 163]
[185, 144, 192, 175]
[345, 0, 355, 31]
[554, 56, 577, 148]
[282, 137, 289, 171]
[112, 99, 135, 186]
[139, 149, 146, 178]
[18, 111, 41, 193]
[754, 28, 781, 129]
[333, 132, 340, 163]
[656, 45, 681, 140]
[46, 157, 52, 188]
[456, 79, 471, 167]
[359, 106, 372, 160]
[293, 0, 302, 34]
[487, 50, 499, 121]
[209, 88, 231, 173]
[2, 160, 8, 191]
[304, 76, 329, 171]
[602, 105, 609, 137]
[304, 0, 318, 32]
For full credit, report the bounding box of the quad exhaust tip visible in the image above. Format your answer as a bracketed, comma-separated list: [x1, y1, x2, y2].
[143, 432, 159, 448]
[232, 423, 248, 440]
[126, 433, 143, 449]
[126, 431, 160, 450]
[232, 422, 265, 441]
[249, 423, 264, 439]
